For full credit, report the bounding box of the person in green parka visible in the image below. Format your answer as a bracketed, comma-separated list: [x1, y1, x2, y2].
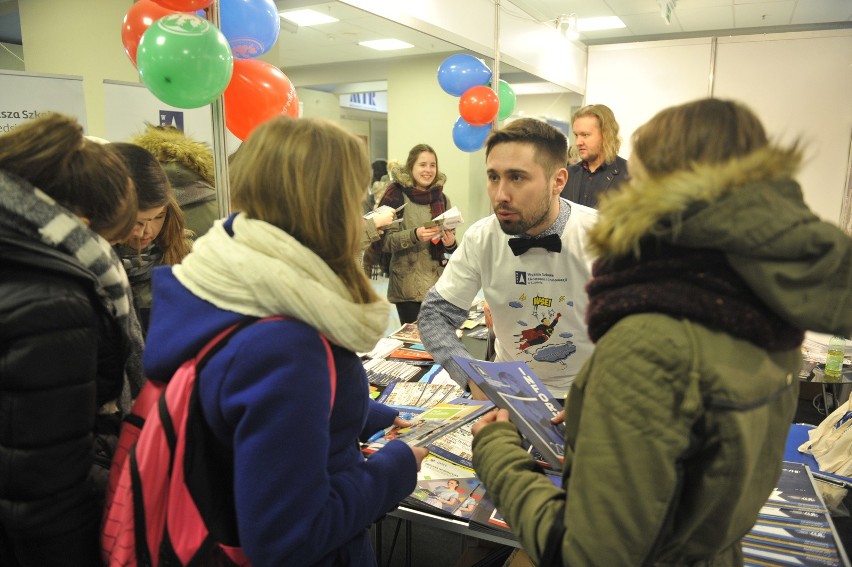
[471, 98, 852, 566]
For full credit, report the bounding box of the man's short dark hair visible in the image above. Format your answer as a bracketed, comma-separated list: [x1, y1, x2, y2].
[485, 118, 568, 176]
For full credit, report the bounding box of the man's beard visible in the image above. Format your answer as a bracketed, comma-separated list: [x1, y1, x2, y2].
[494, 194, 552, 236]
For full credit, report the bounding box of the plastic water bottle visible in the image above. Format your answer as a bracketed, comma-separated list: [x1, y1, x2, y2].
[825, 335, 846, 381]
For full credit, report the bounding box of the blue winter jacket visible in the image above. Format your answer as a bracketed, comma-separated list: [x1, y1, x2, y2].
[144, 267, 416, 566]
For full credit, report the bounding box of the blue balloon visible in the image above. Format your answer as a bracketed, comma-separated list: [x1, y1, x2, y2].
[437, 54, 493, 97]
[220, 0, 280, 59]
[452, 117, 492, 152]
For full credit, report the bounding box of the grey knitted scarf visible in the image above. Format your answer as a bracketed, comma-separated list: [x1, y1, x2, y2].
[0, 170, 146, 413]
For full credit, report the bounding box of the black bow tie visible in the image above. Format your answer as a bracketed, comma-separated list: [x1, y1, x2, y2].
[507, 234, 562, 256]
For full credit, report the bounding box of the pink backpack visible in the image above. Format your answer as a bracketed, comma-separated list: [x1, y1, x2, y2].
[102, 317, 337, 566]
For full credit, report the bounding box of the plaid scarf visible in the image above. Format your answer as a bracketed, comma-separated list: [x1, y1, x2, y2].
[372, 182, 448, 264]
[0, 170, 146, 414]
[117, 242, 163, 286]
[586, 240, 803, 352]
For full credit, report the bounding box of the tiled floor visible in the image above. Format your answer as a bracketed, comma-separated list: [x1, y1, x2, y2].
[370, 275, 402, 337]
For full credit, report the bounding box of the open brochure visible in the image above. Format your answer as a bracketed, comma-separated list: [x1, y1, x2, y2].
[362, 398, 493, 454]
[453, 357, 566, 470]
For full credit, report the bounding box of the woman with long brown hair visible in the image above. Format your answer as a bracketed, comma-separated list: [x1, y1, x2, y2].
[0, 113, 142, 566]
[372, 143, 456, 323]
[110, 142, 192, 332]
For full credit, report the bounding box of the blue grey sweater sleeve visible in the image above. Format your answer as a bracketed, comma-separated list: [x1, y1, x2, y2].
[418, 287, 474, 388]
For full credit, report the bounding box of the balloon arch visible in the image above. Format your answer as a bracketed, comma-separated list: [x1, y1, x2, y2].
[437, 53, 517, 152]
[123, 2, 516, 150]
[122, 0, 298, 141]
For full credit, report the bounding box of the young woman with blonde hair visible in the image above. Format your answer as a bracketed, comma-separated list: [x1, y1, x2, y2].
[141, 116, 426, 566]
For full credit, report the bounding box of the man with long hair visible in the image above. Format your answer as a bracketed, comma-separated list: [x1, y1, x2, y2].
[560, 103, 629, 207]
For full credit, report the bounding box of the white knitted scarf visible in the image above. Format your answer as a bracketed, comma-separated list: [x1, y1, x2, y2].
[174, 214, 390, 354]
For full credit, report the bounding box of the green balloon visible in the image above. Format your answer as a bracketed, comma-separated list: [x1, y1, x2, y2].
[137, 14, 233, 109]
[495, 80, 516, 121]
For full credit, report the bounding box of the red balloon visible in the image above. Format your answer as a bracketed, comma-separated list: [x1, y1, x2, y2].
[151, 0, 213, 10]
[121, 0, 176, 66]
[224, 59, 299, 141]
[459, 85, 499, 127]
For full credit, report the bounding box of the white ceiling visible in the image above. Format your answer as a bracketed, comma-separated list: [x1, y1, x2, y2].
[513, 0, 852, 44]
[2, 0, 850, 90]
[269, 0, 852, 67]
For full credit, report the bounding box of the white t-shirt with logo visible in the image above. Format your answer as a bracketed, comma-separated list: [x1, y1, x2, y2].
[435, 202, 597, 398]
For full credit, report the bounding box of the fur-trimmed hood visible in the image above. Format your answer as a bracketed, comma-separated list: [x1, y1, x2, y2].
[587, 145, 852, 336]
[387, 160, 447, 189]
[588, 146, 801, 258]
[131, 126, 215, 187]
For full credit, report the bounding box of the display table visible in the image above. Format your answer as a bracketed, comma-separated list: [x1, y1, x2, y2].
[800, 361, 852, 414]
[785, 423, 852, 488]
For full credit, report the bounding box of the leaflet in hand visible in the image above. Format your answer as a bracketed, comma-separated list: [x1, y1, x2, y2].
[453, 357, 566, 470]
[432, 206, 464, 230]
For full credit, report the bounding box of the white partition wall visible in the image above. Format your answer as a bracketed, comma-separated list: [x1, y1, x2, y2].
[714, 31, 852, 222]
[584, 38, 714, 159]
[103, 80, 242, 152]
[586, 29, 852, 223]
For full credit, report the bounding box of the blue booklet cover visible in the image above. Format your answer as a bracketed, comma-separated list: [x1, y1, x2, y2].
[452, 357, 566, 470]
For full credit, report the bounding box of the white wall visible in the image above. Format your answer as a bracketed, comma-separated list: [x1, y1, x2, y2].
[19, 0, 137, 137]
[585, 38, 714, 159]
[586, 30, 852, 223]
[514, 92, 583, 126]
[713, 31, 852, 222]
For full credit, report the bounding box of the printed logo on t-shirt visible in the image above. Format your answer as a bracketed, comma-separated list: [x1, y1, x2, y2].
[505, 291, 578, 367]
[515, 271, 527, 285]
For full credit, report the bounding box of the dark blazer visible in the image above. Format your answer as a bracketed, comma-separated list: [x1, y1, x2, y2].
[561, 155, 629, 208]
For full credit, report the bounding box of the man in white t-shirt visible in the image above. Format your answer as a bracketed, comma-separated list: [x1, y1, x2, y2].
[419, 118, 597, 401]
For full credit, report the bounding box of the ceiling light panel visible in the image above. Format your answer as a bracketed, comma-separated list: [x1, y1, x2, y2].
[279, 9, 339, 26]
[358, 39, 414, 51]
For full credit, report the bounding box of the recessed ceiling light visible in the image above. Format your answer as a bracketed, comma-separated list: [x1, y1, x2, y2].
[577, 16, 626, 32]
[278, 9, 339, 27]
[358, 39, 414, 51]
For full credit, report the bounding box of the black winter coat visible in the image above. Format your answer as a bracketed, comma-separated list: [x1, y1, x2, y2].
[0, 226, 125, 567]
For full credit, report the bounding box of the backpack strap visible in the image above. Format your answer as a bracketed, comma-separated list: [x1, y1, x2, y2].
[313, 330, 337, 414]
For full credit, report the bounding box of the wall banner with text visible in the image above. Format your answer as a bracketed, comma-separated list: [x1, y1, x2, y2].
[0, 70, 87, 133]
